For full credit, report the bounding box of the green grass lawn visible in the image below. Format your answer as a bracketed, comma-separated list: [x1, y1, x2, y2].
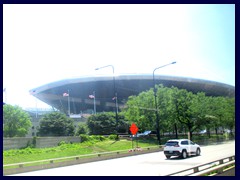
[3, 138, 158, 165]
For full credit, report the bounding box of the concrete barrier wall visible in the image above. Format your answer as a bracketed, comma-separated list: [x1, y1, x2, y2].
[3, 137, 81, 150]
[35, 137, 81, 148]
[3, 137, 33, 150]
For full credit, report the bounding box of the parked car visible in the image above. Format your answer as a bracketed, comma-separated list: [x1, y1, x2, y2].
[130, 130, 156, 137]
[199, 129, 207, 134]
[163, 139, 201, 159]
[137, 130, 151, 137]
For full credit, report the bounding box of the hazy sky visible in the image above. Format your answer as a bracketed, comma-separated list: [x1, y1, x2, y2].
[3, 4, 235, 109]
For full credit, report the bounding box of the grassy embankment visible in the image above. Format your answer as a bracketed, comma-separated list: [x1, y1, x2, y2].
[3, 137, 158, 166]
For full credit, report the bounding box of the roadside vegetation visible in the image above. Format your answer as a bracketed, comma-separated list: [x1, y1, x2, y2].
[3, 135, 157, 165]
[3, 134, 233, 166]
[3, 104, 32, 137]
[124, 84, 235, 140]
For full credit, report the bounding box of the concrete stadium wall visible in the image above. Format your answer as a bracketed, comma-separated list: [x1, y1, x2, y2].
[3, 137, 81, 150]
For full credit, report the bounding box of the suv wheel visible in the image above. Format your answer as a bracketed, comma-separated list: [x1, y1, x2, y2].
[196, 148, 201, 156]
[166, 155, 171, 159]
[181, 150, 187, 159]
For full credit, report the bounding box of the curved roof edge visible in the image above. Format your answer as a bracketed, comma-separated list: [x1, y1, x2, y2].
[29, 74, 235, 95]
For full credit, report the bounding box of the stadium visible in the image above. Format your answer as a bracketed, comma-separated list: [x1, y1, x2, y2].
[29, 74, 235, 116]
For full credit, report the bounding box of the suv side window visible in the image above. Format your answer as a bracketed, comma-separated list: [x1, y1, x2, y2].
[190, 141, 195, 145]
[181, 141, 189, 145]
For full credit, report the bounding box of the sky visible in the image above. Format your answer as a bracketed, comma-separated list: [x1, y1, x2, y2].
[3, 4, 235, 109]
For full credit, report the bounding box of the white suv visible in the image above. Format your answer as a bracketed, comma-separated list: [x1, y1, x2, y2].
[163, 139, 201, 159]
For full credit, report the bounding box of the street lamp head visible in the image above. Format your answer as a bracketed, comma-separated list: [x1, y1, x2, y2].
[95, 65, 114, 74]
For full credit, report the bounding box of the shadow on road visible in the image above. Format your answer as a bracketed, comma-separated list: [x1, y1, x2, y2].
[165, 155, 201, 161]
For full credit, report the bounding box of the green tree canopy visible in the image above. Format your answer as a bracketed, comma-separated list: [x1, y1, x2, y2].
[87, 112, 128, 135]
[38, 112, 75, 136]
[224, 97, 235, 132]
[3, 104, 32, 137]
[123, 84, 235, 140]
[124, 90, 156, 132]
[75, 122, 89, 136]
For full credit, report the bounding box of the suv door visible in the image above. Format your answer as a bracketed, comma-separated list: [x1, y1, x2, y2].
[180, 140, 189, 153]
[189, 140, 197, 154]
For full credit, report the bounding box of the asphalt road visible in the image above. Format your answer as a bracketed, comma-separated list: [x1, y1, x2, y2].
[11, 140, 235, 176]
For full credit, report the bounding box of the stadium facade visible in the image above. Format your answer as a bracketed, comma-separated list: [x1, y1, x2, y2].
[29, 74, 235, 116]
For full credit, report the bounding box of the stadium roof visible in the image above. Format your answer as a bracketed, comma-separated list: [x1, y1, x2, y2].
[29, 74, 235, 114]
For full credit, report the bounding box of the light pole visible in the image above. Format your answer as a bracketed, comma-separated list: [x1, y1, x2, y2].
[93, 91, 96, 114]
[95, 65, 119, 134]
[153, 61, 176, 145]
[67, 89, 70, 116]
[89, 91, 96, 114]
[63, 90, 70, 116]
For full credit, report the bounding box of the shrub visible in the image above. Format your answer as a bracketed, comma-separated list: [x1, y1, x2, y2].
[75, 123, 89, 136]
[32, 136, 37, 147]
[80, 134, 90, 142]
[79, 134, 108, 143]
[108, 134, 119, 140]
[58, 141, 67, 146]
[93, 135, 107, 141]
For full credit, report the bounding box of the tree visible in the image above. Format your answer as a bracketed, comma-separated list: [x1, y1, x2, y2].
[224, 97, 235, 135]
[123, 84, 235, 141]
[207, 96, 228, 135]
[3, 104, 32, 137]
[156, 85, 180, 137]
[165, 86, 181, 138]
[189, 92, 209, 131]
[75, 122, 89, 136]
[87, 112, 116, 135]
[38, 112, 75, 136]
[117, 112, 130, 134]
[124, 90, 156, 132]
[87, 112, 128, 135]
[172, 89, 194, 139]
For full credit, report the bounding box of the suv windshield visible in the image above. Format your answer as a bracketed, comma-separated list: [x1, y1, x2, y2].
[165, 141, 179, 146]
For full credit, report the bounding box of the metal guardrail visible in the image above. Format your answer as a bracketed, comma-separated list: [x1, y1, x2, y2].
[166, 155, 235, 176]
[189, 160, 235, 176]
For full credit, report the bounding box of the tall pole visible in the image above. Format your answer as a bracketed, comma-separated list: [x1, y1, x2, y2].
[35, 98, 38, 118]
[3, 88, 7, 103]
[93, 91, 96, 114]
[95, 65, 119, 134]
[153, 61, 176, 145]
[68, 89, 70, 116]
